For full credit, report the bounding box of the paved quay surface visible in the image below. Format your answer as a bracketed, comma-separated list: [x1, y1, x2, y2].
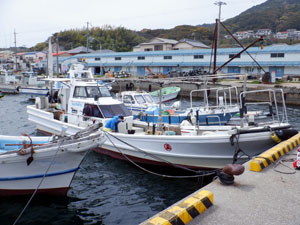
[189, 149, 300, 225]
[141, 134, 300, 225]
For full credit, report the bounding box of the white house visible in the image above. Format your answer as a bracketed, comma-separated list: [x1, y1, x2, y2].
[133, 37, 178, 52]
[173, 39, 210, 50]
[274, 32, 288, 39]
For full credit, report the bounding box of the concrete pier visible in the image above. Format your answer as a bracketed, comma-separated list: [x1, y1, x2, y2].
[112, 78, 300, 106]
[141, 133, 300, 225]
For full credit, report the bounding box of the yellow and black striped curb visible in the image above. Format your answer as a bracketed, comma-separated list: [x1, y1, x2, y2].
[140, 190, 213, 225]
[250, 132, 300, 172]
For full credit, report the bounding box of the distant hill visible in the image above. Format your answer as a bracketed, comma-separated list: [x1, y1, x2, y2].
[28, 0, 300, 51]
[224, 0, 300, 32]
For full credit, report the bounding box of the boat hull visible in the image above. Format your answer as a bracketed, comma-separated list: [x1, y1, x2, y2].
[152, 90, 180, 103]
[19, 87, 49, 96]
[0, 130, 104, 196]
[99, 131, 276, 169]
[0, 150, 86, 196]
[27, 105, 286, 169]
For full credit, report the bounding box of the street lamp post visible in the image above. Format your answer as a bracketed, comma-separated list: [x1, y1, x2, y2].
[214, 1, 226, 47]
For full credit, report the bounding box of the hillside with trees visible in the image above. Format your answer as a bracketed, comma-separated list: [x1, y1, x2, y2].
[29, 0, 300, 52]
[224, 0, 300, 32]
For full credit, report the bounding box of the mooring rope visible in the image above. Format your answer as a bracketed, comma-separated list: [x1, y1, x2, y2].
[103, 131, 217, 178]
[13, 139, 64, 225]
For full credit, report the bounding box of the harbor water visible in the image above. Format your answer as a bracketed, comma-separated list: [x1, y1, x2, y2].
[0, 94, 299, 225]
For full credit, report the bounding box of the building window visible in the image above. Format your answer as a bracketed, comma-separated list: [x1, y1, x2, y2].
[137, 56, 145, 60]
[95, 57, 101, 61]
[115, 57, 121, 60]
[164, 56, 172, 60]
[271, 53, 284, 58]
[229, 54, 240, 58]
[154, 45, 163, 51]
[194, 55, 204, 59]
[144, 48, 153, 51]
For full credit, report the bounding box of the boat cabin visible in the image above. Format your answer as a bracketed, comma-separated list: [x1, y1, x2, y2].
[117, 91, 157, 115]
[58, 79, 130, 125]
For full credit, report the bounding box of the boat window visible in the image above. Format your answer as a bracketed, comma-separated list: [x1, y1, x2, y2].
[99, 104, 130, 118]
[74, 87, 87, 97]
[144, 94, 153, 103]
[86, 86, 101, 98]
[83, 104, 103, 118]
[80, 72, 90, 78]
[134, 95, 146, 104]
[99, 86, 111, 97]
[123, 95, 134, 104]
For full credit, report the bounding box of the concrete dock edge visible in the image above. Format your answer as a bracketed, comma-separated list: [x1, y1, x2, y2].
[140, 190, 213, 225]
[250, 132, 300, 172]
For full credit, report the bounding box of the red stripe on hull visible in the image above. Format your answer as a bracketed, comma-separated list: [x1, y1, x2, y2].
[93, 147, 212, 170]
[0, 187, 69, 197]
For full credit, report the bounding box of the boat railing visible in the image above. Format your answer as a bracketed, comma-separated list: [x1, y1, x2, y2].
[216, 86, 239, 106]
[190, 87, 238, 109]
[239, 89, 288, 124]
[191, 103, 238, 112]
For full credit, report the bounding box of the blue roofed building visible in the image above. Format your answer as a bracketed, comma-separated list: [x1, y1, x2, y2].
[59, 43, 300, 77]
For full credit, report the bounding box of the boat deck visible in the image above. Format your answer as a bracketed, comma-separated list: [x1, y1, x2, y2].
[141, 132, 300, 225]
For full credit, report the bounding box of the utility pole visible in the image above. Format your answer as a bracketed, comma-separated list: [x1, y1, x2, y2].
[214, 1, 226, 48]
[56, 37, 59, 75]
[86, 22, 89, 53]
[14, 29, 17, 71]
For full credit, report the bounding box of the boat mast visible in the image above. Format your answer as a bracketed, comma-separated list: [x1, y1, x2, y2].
[158, 82, 163, 131]
[14, 29, 17, 71]
[213, 19, 218, 75]
[48, 37, 54, 99]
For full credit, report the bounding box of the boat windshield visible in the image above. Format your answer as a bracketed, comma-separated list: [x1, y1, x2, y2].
[123, 95, 135, 104]
[144, 94, 153, 103]
[74, 86, 111, 98]
[134, 95, 146, 104]
[99, 104, 131, 118]
[99, 86, 111, 97]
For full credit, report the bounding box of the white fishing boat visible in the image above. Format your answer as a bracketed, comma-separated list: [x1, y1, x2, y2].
[116, 90, 159, 115]
[0, 123, 105, 196]
[27, 68, 294, 169]
[18, 71, 49, 96]
[150, 86, 181, 103]
[98, 122, 292, 169]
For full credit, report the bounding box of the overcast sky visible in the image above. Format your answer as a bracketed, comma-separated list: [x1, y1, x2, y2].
[0, 0, 267, 48]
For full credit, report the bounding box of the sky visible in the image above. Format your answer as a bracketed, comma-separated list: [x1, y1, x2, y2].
[0, 0, 267, 48]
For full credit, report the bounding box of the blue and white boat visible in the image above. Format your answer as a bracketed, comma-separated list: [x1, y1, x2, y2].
[0, 124, 105, 196]
[119, 87, 240, 125]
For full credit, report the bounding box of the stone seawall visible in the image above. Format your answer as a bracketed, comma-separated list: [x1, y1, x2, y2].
[111, 78, 300, 106]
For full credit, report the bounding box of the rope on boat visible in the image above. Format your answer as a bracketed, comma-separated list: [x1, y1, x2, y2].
[230, 131, 260, 163]
[13, 123, 103, 224]
[13, 139, 64, 225]
[103, 131, 217, 178]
